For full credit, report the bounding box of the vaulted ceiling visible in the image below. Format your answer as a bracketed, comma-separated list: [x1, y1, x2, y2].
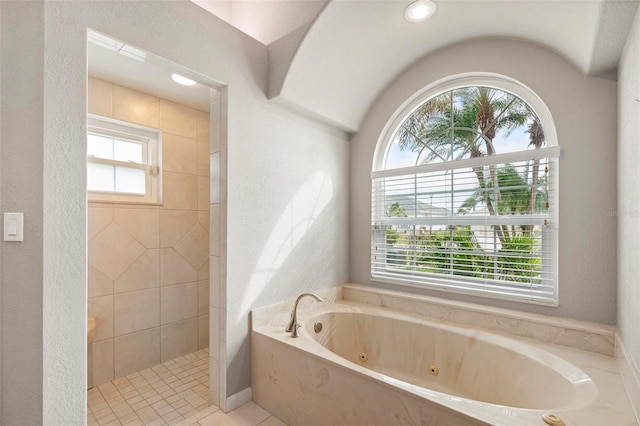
[194, 0, 639, 132]
[92, 1, 638, 132]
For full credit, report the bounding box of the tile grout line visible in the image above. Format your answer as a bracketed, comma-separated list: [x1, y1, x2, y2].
[88, 348, 211, 426]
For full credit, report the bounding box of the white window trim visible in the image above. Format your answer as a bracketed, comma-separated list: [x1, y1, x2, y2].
[373, 72, 559, 171]
[87, 114, 162, 205]
[371, 73, 560, 306]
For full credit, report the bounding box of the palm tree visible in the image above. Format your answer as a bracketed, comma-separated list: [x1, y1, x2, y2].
[526, 118, 546, 214]
[395, 86, 530, 243]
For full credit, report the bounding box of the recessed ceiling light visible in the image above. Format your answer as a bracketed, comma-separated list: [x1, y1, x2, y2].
[404, 0, 436, 23]
[171, 73, 197, 86]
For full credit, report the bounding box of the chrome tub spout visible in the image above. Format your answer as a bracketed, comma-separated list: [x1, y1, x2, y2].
[285, 293, 324, 337]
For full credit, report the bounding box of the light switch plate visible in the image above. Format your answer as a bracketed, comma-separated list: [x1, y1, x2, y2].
[4, 212, 24, 241]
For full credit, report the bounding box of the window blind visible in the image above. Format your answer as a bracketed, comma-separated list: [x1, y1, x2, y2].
[371, 146, 559, 305]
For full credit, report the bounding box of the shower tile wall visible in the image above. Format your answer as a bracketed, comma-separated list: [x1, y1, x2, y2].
[87, 77, 210, 388]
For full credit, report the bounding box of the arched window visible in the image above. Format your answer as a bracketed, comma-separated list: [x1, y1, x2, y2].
[371, 76, 559, 305]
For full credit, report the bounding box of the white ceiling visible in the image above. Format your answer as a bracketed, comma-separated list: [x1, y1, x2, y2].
[88, 34, 213, 112]
[191, 0, 328, 45]
[268, 0, 639, 131]
[90, 1, 639, 132]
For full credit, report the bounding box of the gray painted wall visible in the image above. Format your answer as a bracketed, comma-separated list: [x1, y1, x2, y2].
[1, 1, 349, 423]
[350, 38, 618, 325]
[618, 6, 640, 376]
[1, 2, 44, 424]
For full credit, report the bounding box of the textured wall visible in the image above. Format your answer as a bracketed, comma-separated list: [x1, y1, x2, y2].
[0, 1, 351, 423]
[351, 38, 618, 325]
[87, 78, 210, 387]
[1, 2, 45, 425]
[618, 6, 640, 378]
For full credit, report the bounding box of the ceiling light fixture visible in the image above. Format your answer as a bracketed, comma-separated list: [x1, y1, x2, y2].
[171, 73, 197, 86]
[404, 0, 436, 23]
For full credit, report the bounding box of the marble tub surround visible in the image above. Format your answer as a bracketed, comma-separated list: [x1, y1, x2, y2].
[343, 284, 616, 357]
[309, 311, 596, 410]
[617, 337, 640, 422]
[87, 77, 211, 388]
[253, 330, 485, 426]
[252, 300, 637, 426]
[250, 286, 343, 330]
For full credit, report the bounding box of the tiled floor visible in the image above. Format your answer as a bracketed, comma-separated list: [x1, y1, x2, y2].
[87, 349, 285, 426]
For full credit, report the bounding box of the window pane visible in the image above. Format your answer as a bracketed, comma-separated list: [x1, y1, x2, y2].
[88, 163, 115, 192]
[114, 139, 143, 163]
[115, 166, 146, 194]
[373, 83, 558, 304]
[385, 86, 540, 169]
[88, 134, 114, 160]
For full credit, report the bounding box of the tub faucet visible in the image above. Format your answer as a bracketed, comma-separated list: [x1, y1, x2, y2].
[285, 293, 324, 338]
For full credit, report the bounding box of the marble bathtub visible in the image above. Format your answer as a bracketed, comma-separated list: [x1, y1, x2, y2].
[252, 287, 637, 425]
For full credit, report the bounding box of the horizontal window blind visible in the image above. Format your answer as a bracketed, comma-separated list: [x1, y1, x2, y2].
[372, 147, 558, 305]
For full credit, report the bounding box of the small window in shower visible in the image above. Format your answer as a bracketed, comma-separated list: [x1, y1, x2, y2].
[87, 115, 162, 204]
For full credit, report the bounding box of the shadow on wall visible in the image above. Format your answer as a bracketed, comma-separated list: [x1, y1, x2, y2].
[240, 171, 335, 315]
[226, 170, 342, 395]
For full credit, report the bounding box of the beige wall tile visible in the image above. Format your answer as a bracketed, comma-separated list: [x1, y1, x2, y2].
[88, 77, 113, 117]
[89, 266, 113, 298]
[113, 85, 159, 128]
[114, 288, 160, 336]
[210, 205, 220, 257]
[209, 358, 220, 406]
[197, 142, 210, 177]
[198, 280, 209, 317]
[198, 176, 210, 211]
[210, 256, 220, 309]
[89, 223, 146, 281]
[88, 339, 114, 388]
[159, 99, 197, 139]
[114, 249, 160, 294]
[88, 207, 113, 241]
[87, 81, 216, 378]
[198, 259, 209, 282]
[161, 282, 198, 324]
[111, 203, 158, 210]
[113, 208, 160, 248]
[163, 133, 198, 175]
[160, 248, 197, 286]
[114, 328, 160, 378]
[220, 247, 227, 277]
[210, 100, 221, 153]
[88, 295, 114, 342]
[160, 318, 198, 362]
[209, 307, 220, 362]
[159, 210, 198, 247]
[162, 172, 198, 210]
[198, 210, 209, 231]
[174, 223, 209, 269]
[197, 110, 210, 143]
[198, 315, 209, 350]
[219, 201, 227, 245]
[210, 153, 220, 204]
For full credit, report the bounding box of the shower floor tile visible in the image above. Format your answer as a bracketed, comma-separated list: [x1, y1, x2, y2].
[87, 349, 285, 426]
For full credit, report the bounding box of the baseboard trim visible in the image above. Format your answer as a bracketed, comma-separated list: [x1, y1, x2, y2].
[223, 387, 252, 413]
[616, 335, 640, 423]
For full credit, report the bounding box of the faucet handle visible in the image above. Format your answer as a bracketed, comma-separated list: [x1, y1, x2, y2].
[285, 310, 295, 332]
[292, 323, 301, 338]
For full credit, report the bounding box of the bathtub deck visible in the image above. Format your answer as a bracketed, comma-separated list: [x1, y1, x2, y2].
[252, 297, 638, 426]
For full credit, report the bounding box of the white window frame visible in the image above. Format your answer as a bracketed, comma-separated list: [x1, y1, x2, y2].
[371, 73, 559, 306]
[87, 114, 162, 205]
